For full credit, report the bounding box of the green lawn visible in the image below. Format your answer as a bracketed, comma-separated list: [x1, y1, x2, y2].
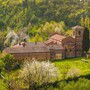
[0, 57, 90, 90]
[52, 57, 90, 80]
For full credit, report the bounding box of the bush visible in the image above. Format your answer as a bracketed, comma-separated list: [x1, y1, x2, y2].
[20, 60, 59, 90]
[39, 78, 90, 90]
[1, 54, 14, 71]
[66, 67, 80, 79]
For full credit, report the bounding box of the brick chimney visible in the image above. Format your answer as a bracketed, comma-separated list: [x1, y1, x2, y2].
[22, 42, 26, 47]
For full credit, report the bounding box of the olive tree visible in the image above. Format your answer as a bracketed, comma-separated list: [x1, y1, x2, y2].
[20, 60, 59, 89]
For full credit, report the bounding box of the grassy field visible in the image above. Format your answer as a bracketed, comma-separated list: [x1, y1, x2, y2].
[52, 57, 90, 80]
[0, 57, 90, 90]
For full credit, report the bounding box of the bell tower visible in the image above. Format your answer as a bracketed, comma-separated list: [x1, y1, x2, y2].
[72, 25, 84, 57]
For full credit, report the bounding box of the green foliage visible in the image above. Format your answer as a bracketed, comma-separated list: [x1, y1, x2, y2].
[80, 16, 90, 29]
[65, 30, 73, 36]
[53, 58, 90, 80]
[39, 78, 90, 90]
[1, 54, 14, 71]
[67, 67, 80, 79]
[0, 58, 90, 90]
[0, 0, 90, 29]
[82, 27, 89, 53]
[0, 31, 5, 50]
[38, 21, 66, 39]
[0, 0, 90, 49]
[20, 60, 59, 89]
[0, 60, 5, 70]
[30, 33, 43, 42]
[0, 79, 7, 90]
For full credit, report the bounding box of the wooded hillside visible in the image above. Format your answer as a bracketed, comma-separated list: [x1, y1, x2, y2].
[0, 0, 90, 50]
[0, 0, 90, 29]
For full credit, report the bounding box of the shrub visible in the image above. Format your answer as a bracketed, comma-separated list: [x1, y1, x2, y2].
[67, 67, 80, 79]
[1, 54, 14, 72]
[39, 78, 90, 90]
[20, 60, 59, 89]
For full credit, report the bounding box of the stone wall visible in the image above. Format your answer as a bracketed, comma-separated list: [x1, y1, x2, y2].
[12, 52, 50, 60]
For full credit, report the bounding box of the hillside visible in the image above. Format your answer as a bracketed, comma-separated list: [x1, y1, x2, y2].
[0, 0, 90, 50]
[0, 0, 90, 29]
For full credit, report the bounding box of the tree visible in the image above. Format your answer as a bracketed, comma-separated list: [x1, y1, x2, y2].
[30, 33, 43, 42]
[82, 27, 89, 53]
[80, 16, 90, 29]
[20, 60, 59, 89]
[65, 30, 73, 36]
[4, 31, 19, 47]
[0, 60, 4, 74]
[0, 31, 5, 50]
[1, 54, 14, 72]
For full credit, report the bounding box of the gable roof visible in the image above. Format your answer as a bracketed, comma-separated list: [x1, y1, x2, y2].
[3, 42, 50, 54]
[4, 46, 50, 54]
[45, 33, 66, 45]
[62, 36, 75, 44]
[3, 42, 65, 54]
[47, 44, 65, 50]
[49, 33, 66, 42]
[72, 25, 84, 30]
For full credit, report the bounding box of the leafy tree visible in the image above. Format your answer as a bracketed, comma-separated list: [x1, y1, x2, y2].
[30, 33, 43, 42]
[20, 60, 59, 89]
[0, 60, 4, 74]
[1, 54, 14, 72]
[0, 0, 89, 29]
[0, 0, 90, 44]
[65, 30, 73, 36]
[4, 31, 19, 47]
[38, 21, 66, 37]
[0, 31, 5, 50]
[80, 16, 90, 29]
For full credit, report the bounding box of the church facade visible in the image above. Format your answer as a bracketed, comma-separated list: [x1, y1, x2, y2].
[3, 25, 84, 60]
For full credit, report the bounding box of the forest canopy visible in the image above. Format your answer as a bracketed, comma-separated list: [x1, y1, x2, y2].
[0, 0, 90, 50]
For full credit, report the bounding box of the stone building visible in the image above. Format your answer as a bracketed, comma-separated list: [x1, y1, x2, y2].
[3, 25, 84, 60]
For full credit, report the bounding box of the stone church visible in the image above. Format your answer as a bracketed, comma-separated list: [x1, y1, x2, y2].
[3, 25, 84, 60]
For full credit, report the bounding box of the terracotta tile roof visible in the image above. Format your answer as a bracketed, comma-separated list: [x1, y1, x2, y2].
[47, 44, 65, 50]
[44, 39, 53, 44]
[50, 34, 66, 42]
[4, 42, 50, 54]
[13, 42, 46, 48]
[45, 34, 65, 45]
[4, 42, 65, 54]
[72, 25, 84, 30]
[26, 42, 46, 47]
[4, 47, 50, 53]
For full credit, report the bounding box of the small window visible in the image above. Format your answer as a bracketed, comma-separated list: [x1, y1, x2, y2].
[70, 49, 72, 52]
[78, 31, 81, 36]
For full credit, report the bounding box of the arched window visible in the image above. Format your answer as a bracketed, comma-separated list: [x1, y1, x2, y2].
[78, 31, 81, 36]
[70, 49, 72, 52]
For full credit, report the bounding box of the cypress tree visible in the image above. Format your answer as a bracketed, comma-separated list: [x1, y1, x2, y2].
[82, 27, 89, 53]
